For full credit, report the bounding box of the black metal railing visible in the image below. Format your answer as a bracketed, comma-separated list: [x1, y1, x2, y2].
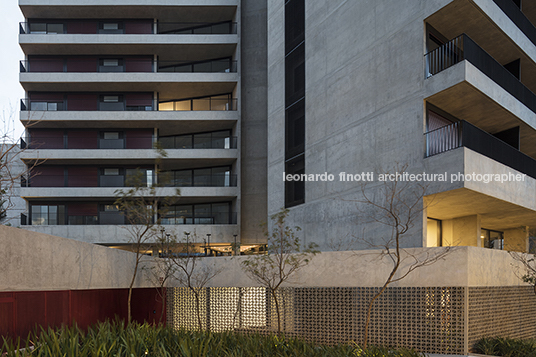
[20, 59, 237, 73]
[158, 135, 237, 149]
[424, 120, 536, 179]
[425, 33, 536, 115]
[157, 21, 237, 35]
[493, 0, 536, 47]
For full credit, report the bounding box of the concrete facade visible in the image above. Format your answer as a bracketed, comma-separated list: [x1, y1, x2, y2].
[16, 0, 268, 248]
[266, 0, 536, 252]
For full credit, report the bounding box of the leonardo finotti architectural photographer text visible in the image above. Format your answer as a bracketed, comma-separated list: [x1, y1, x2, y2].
[283, 172, 526, 184]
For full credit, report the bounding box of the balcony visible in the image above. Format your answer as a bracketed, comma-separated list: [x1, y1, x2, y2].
[426, 34, 536, 114]
[20, 58, 237, 74]
[22, 173, 237, 188]
[19, 21, 237, 35]
[21, 94, 238, 112]
[24, 212, 237, 226]
[424, 120, 536, 179]
[492, 0, 536, 47]
[21, 133, 237, 150]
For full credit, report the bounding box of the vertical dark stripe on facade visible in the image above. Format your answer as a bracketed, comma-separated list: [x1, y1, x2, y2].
[284, 0, 305, 208]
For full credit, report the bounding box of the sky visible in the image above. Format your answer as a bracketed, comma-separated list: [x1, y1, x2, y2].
[0, 0, 26, 140]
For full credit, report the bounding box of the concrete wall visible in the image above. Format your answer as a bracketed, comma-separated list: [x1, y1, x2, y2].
[504, 227, 529, 252]
[169, 246, 531, 289]
[239, 0, 268, 244]
[442, 214, 480, 247]
[0, 225, 155, 291]
[266, 0, 453, 251]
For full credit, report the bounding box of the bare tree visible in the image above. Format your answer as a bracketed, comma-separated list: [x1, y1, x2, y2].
[240, 209, 319, 334]
[345, 164, 452, 348]
[0, 108, 43, 224]
[167, 231, 222, 330]
[114, 148, 180, 323]
[144, 229, 178, 324]
[510, 247, 536, 295]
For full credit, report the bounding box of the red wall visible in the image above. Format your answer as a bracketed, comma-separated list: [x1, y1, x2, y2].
[0, 288, 165, 339]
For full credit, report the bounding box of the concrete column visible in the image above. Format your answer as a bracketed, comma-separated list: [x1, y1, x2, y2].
[504, 226, 529, 252]
[442, 214, 481, 247]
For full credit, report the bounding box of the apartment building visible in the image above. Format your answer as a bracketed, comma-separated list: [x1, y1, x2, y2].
[16, 0, 268, 253]
[15, 0, 536, 254]
[267, 0, 536, 253]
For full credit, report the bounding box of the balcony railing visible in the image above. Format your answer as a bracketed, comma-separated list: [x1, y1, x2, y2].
[161, 212, 237, 225]
[165, 173, 238, 187]
[157, 21, 237, 35]
[424, 120, 536, 179]
[158, 97, 237, 111]
[20, 97, 238, 112]
[159, 135, 237, 149]
[20, 136, 153, 150]
[20, 59, 237, 73]
[22, 173, 237, 188]
[493, 0, 536, 47]
[425, 33, 536, 115]
[157, 59, 237, 73]
[19, 21, 237, 35]
[23, 212, 237, 226]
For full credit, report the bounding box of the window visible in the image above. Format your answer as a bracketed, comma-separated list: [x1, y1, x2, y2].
[284, 0, 305, 208]
[31, 205, 65, 225]
[104, 168, 119, 176]
[104, 204, 119, 211]
[285, 155, 305, 207]
[103, 59, 119, 67]
[481, 229, 504, 250]
[103, 23, 119, 30]
[103, 96, 119, 103]
[162, 202, 233, 225]
[103, 132, 119, 140]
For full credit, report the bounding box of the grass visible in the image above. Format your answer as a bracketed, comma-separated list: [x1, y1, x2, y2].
[474, 337, 536, 357]
[0, 320, 425, 357]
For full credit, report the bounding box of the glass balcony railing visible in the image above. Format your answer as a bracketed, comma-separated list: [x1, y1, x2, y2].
[19, 21, 237, 35]
[425, 34, 536, 115]
[20, 134, 236, 150]
[20, 58, 237, 73]
[20, 136, 154, 150]
[424, 120, 536, 179]
[156, 21, 237, 35]
[23, 212, 237, 226]
[21, 173, 237, 188]
[159, 134, 237, 149]
[158, 97, 237, 111]
[21, 96, 237, 112]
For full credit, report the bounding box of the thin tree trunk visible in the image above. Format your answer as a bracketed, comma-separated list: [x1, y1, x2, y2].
[272, 289, 281, 334]
[191, 288, 202, 331]
[128, 259, 139, 324]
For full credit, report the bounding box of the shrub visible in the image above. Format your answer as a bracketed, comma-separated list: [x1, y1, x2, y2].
[1, 320, 425, 357]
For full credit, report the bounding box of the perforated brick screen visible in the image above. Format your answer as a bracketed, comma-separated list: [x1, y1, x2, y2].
[468, 286, 536, 350]
[167, 286, 466, 354]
